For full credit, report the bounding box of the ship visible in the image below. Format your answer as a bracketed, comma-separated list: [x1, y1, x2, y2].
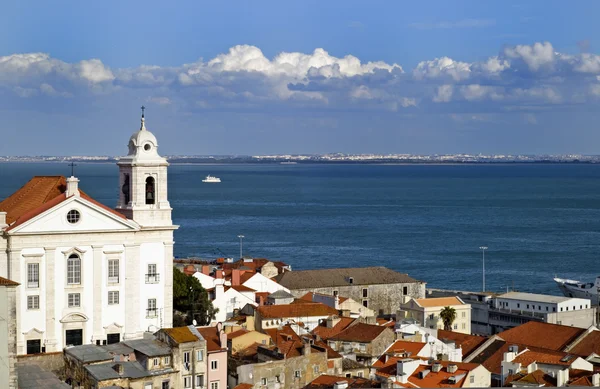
[554, 276, 600, 304]
[202, 175, 221, 183]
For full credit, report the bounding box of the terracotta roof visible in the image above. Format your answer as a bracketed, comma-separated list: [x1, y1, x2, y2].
[330, 322, 391, 343]
[376, 318, 396, 328]
[223, 258, 289, 273]
[227, 329, 250, 340]
[162, 326, 202, 344]
[570, 330, 600, 357]
[312, 317, 357, 340]
[305, 375, 381, 389]
[507, 369, 557, 387]
[413, 297, 464, 308]
[274, 266, 421, 289]
[513, 349, 577, 367]
[256, 302, 338, 319]
[376, 361, 481, 388]
[263, 325, 305, 358]
[373, 340, 427, 368]
[233, 384, 254, 389]
[0, 176, 127, 231]
[498, 321, 586, 351]
[231, 284, 256, 293]
[437, 330, 487, 359]
[0, 276, 19, 286]
[196, 326, 226, 353]
[570, 376, 593, 387]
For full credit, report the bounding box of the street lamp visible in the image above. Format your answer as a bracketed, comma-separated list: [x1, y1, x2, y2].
[480, 246, 488, 292]
[238, 235, 245, 259]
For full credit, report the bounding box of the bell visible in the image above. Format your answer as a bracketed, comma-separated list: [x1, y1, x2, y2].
[146, 191, 154, 202]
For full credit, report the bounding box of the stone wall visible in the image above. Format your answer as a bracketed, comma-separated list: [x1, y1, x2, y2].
[16, 351, 65, 375]
[288, 282, 426, 316]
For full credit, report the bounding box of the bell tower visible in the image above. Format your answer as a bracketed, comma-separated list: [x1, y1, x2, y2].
[116, 107, 172, 227]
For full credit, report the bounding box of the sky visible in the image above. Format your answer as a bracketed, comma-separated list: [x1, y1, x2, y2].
[1, 1, 600, 156]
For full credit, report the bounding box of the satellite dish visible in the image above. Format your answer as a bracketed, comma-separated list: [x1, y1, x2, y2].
[193, 320, 197, 326]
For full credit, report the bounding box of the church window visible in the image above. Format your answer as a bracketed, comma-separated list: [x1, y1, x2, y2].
[108, 259, 119, 284]
[144, 143, 152, 151]
[147, 299, 157, 318]
[108, 291, 119, 305]
[66, 209, 81, 224]
[27, 295, 39, 310]
[67, 254, 81, 285]
[122, 174, 130, 205]
[27, 263, 39, 288]
[145, 177, 155, 205]
[146, 264, 159, 283]
[68, 293, 80, 307]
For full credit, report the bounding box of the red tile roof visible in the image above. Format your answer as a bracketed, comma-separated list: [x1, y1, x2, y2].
[437, 330, 487, 359]
[233, 384, 253, 389]
[569, 330, 600, 357]
[373, 340, 427, 369]
[256, 303, 338, 319]
[376, 361, 481, 388]
[498, 321, 586, 351]
[306, 375, 381, 389]
[414, 297, 464, 308]
[376, 318, 396, 328]
[227, 329, 250, 340]
[513, 349, 576, 367]
[0, 277, 19, 286]
[197, 326, 226, 353]
[311, 317, 357, 340]
[330, 322, 391, 343]
[223, 258, 289, 274]
[263, 325, 305, 358]
[231, 285, 256, 293]
[0, 176, 127, 231]
[506, 369, 557, 387]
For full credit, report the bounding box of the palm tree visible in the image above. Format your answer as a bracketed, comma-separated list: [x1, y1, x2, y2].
[439, 306, 457, 331]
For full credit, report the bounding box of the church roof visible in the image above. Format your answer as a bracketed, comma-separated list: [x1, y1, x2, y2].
[0, 175, 126, 231]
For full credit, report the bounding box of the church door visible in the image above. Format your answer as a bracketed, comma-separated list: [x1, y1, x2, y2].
[26, 339, 41, 354]
[65, 329, 83, 346]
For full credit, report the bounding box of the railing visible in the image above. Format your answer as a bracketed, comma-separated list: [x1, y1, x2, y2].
[108, 276, 119, 284]
[146, 308, 158, 318]
[27, 281, 39, 288]
[145, 274, 160, 284]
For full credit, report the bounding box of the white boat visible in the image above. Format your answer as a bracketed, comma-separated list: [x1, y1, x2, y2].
[202, 175, 221, 183]
[554, 276, 600, 304]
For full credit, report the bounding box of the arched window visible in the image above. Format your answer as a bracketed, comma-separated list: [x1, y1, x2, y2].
[122, 174, 130, 205]
[145, 177, 155, 205]
[67, 254, 81, 285]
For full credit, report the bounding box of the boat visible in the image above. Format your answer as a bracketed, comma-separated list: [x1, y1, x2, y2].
[202, 175, 221, 183]
[554, 276, 600, 304]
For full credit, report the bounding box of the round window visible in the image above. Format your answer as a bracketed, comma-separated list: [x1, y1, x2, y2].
[66, 209, 81, 224]
[144, 143, 152, 151]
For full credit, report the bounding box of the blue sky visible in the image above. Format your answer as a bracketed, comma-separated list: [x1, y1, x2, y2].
[1, 1, 600, 155]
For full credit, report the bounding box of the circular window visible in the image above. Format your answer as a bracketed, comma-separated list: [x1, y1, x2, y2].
[66, 209, 81, 224]
[144, 143, 152, 151]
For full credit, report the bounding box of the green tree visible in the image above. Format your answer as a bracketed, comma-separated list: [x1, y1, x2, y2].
[173, 267, 218, 326]
[439, 306, 457, 331]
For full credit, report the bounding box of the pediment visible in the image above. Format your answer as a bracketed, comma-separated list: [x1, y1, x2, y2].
[60, 313, 89, 323]
[104, 322, 123, 332]
[9, 196, 139, 235]
[23, 327, 44, 336]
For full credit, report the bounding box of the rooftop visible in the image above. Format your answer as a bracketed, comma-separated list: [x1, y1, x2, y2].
[306, 374, 381, 389]
[330, 322, 390, 343]
[273, 266, 421, 289]
[257, 302, 338, 319]
[413, 297, 465, 308]
[498, 321, 586, 351]
[437, 330, 487, 359]
[123, 338, 171, 357]
[86, 361, 174, 381]
[569, 330, 600, 357]
[161, 325, 204, 344]
[497, 291, 588, 304]
[311, 317, 357, 340]
[197, 326, 226, 352]
[268, 289, 295, 299]
[17, 363, 70, 389]
[65, 344, 113, 363]
[0, 276, 19, 286]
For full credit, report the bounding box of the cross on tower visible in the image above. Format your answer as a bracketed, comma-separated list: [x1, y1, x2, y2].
[68, 162, 77, 177]
[141, 105, 145, 118]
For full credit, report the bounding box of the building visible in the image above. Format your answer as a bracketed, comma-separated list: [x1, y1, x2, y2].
[300, 292, 376, 318]
[274, 267, 425, 316]
[268, 290, 296, 305]
[327, 322, 395, 365]
[227, 329, 272, 355]
[399, 297, 472, 334]
[0, 276, 19, 388]
[255, 303, 339, 332]
[0, 112, 176, 354]
[197, 325, 228, 389]
[155, 326, 208, 389]
[426, 289, 494, 336]
[491, 292, 596, 332]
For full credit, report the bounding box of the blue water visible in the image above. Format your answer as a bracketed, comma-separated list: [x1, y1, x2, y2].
[1, 162, 599, 295]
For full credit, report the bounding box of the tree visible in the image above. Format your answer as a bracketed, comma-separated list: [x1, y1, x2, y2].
[173, 267, 218, 326]
[439, 306, 457, 331]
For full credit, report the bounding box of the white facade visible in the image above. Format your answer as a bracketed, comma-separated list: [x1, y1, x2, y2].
[212, 284, 257, 323]
[0, 114, 177, 355]
[242, 273, 289, 294]
[495, 292, 592, 314]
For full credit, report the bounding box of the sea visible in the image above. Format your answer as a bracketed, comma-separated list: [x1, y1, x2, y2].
[1, 162, 600, 296]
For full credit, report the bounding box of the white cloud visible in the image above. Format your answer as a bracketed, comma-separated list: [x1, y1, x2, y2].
[433, 85, 453, 102]
[502, 42, 555, 72]
[414, 57, 471, 81]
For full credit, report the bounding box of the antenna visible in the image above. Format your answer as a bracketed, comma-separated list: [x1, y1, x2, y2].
[68, 161, 77, 177]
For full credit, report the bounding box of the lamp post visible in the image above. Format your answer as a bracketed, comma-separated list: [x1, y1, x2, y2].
[480, 246, 488, 292]
[238, 235, 245, 259]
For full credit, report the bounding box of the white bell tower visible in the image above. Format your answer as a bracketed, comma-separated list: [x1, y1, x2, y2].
[116, 107, 172, 227]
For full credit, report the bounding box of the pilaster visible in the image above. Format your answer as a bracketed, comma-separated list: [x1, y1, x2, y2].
[124, 243, 141, 339]
[92, 245, 103, 341]
[44, 247, 57, 351]
[163, 241, 174, 328]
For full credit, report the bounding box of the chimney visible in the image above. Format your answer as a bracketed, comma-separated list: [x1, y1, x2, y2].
[215, 283, 224, 299]
[0, 212, 7, 229]
[334, 294, 340, 309]
[232, 269, 241, 286]
[333, 382, 348, 389]
[447, 364, 458, 374]
[66, 176, 80, 197]
[592, 373, 600, 387]
[397, 359, 419, 384]
[303, 342, 311, 356]
[202, 265, 211, 275]
[216, 270, 223, 279]
[432, 362, 442, 373]
[219, 327, 227, 349]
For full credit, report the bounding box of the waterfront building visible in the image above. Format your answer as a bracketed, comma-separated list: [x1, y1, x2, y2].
[274, 267, 426, 316]
[426, 289, 493, 335]
[399, 297, 472, 335]
[0, 113, 176, 354]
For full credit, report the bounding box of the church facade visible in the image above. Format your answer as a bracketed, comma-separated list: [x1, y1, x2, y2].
[0, 113, 176, 355]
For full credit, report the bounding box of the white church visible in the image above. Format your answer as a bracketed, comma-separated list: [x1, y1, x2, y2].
[0, 111, 176, 355]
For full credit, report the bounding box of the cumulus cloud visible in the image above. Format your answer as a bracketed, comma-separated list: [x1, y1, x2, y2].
[1, 41, 600, 115]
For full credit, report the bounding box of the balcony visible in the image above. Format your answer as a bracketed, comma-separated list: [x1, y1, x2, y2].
[146, 308, 158, 318]
[27, 281, 39, 288]
[108, 276, 119, 284]
[145, 274, 160, 284]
